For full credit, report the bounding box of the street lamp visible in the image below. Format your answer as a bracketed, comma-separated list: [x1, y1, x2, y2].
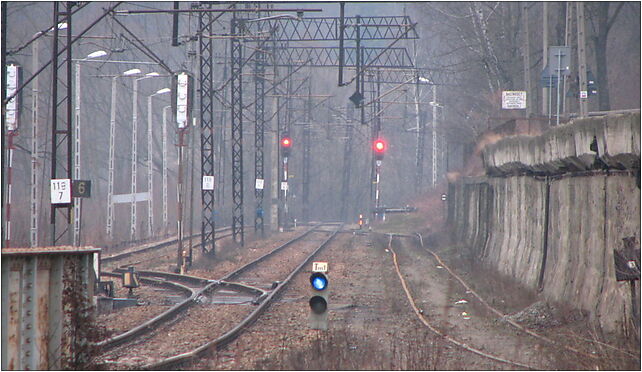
[28, 21, 71, 247]
[146, 87, 171, 237]
[71, 49, 111, 246]
[245, 14, 301, 22]
[123, 68, 141, 76]
[130, 72, 161, 240]
[105, 67, 148, 240]
[162, 105, 171, 231]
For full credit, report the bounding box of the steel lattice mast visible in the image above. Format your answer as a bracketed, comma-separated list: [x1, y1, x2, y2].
[202, 12, 418, 243]
[198, 2, 216, 253]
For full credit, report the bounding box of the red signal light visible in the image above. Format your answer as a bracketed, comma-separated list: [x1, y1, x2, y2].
[374, 138, 386, 160]
[281, 136, 292, 157]
[373, 139, 386, 153]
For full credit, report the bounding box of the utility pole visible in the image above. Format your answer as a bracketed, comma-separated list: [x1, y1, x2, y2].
[562, 2, 573, 115]
[131, 78, 140, 240]
[301, 77, 312, 223]
[270, 41, 280, 232]
[198, 3, 216, 253]
[73, 61, 81, 246]
[340, 103, 354, 222]
[177, 128, 187, 272]
[230, 16, 245, 244]
[254, 31, 266, 235]
[431, 85, 438, 187]
[576, 2, 589, 117]
[162, 105, 170, 231]
[147, 95, 154, 237]
[31, 38, 40, 247]
[413, 73, 424, 192]
[107, 77, 117, 240]
[522, 3, 532, 118]
[542, 2, 549, 117]
[50, 2, 74, 246]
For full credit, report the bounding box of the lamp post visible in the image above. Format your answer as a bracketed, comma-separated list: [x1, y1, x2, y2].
[146, 87, 170, 238]
[28, 22, 67, 247]
[162, 105, 171, 232]
[106, 68, 142, 240]
[71, 50, 108, 246]
[130, 72, 160, 240]
[429, 87, 443, 188]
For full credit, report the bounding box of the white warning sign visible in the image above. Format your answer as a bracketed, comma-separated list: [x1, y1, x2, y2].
[51, 179, 71, 204]
[501, 91, 527, 109]
[202, 176, 215, 190]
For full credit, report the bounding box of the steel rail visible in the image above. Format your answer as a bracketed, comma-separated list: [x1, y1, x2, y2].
[144, 223, 343, 369]
[97, 270, 266, 350]
[101, 226, 233, 265]
[110, 268, 267, 298]
[101, 271, 195, 297]
[410, 232, 607, 361]
[96, 222, 334, 352]
[385, 234, 537, 370]
[385, 232, 618, 362]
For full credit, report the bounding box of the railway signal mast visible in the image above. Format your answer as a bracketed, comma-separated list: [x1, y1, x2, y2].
[4, 63, 20, 248]
[309, 262, 329, 330]
[373, 138, 386, 221]
[280, 135, 292, 229]
[173, 71, 194, 273]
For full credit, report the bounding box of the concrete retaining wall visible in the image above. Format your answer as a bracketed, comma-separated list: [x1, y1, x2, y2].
[483, 112, 640, 176]
[449, 113, 640, 334]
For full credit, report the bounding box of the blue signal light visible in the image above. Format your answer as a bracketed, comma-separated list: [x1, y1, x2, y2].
[310, 273, 328, 291]
[313, 277, 327, 290]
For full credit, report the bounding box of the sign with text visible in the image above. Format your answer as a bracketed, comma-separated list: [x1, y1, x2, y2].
[5, 64, 20, 131]
[255, 178, 264, 190]
[202, 176, 215, 190]
[312, 262, 328, 273]
[72, 180, 91, 198]
[51, 179, 71, 204]
[501, 91, 527, 109]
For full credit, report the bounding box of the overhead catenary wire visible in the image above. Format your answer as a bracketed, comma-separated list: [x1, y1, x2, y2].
[109, 15, 173, 73]
[6, 2, 90, 56]
[4, 2, 122, 105]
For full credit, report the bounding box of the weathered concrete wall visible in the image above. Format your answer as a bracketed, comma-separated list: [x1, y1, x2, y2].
[542, 173, 641, 331]
[484, 176, 546, 289]
[449, 113, 640, 334]
[483, 112, 640, 176]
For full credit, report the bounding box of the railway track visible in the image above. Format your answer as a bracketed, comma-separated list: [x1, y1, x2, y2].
[96, 222, 342, 369]
[385, 232, 640, 369]
[101, 226, 234, 271]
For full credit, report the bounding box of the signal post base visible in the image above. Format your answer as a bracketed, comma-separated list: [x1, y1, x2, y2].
[309, 313, 328, 330]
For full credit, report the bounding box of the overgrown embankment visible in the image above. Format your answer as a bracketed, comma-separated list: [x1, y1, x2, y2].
[448, 112, 640, 336]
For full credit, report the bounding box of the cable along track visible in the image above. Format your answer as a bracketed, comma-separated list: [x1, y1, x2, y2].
[96, 223, 342, 369]
[386, 232, 639, 369]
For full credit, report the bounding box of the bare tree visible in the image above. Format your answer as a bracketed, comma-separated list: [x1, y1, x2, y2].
[586, 1, 625, 111]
